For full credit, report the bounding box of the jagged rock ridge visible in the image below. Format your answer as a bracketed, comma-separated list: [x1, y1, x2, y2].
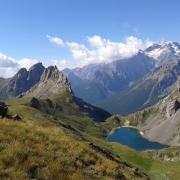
[25, 65, 111, 122]
[25, 66, 72, 98]
[0, 63, 45, 99]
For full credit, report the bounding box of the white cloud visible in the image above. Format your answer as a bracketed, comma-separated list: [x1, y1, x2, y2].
[46, 35, 64, 46]
[0, 52, 40, 78]
[49, 35, 153, 69]
[19, 58, 39, 69]
[88, 35, 106, 48]
[53, 59, 73, 70]
[0, 53, 18, 67]
[0, 67, 19, 78]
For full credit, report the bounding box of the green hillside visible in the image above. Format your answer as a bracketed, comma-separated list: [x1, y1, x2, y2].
[0, 95, 148, 179]
[0, 93, 178, 179]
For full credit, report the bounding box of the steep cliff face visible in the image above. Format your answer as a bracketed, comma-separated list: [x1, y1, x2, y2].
[25, 66, 72, 98]
[0, 63, 45, 99]
[25, 65, 111, 122]
[139, 86, 180, 146]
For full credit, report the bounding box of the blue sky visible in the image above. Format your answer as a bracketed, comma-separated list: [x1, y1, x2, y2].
[0, 0, 180, 77]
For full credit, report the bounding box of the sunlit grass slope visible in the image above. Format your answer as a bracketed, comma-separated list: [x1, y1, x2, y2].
[0, 96, 148, 179]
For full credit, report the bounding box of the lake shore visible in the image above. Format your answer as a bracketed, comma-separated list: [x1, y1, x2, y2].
[108, 126, 144, 137]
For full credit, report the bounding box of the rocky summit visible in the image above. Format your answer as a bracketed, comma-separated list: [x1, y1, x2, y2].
[0, 63, 45, 99]
[25, 65, 72, 98]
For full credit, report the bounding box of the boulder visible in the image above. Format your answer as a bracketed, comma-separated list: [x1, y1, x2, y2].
[0, 102, 8, 118]
[12, 114, 21, 120]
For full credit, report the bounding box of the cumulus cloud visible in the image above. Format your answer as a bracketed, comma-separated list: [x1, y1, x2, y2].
[46, 35, 64, 46]
[53, 59, 73, 70]
[48, 35, 153, 69]
[19, 58, 39, 69]
[0, 67, 18, 78]
[0, 53, 18, 67]
[0, 52, 40, 78]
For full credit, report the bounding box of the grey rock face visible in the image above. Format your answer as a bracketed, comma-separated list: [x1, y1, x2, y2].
[139, 89, 180, 146]
[166, 99, 180, 118]
[0, 63, 45, 99]
[27, 63, 45, 87]
[25, 66, 72, 98]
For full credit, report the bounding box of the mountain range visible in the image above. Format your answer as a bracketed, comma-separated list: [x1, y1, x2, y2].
[0, 63, 111, 122]
[65, 41, 180, 115]
[0, 47, 180, 179]
[100, 59, 180, 115]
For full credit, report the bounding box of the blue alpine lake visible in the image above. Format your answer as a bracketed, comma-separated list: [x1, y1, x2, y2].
[107, 127, 168, 151]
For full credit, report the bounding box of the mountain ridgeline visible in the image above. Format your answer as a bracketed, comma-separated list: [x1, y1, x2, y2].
[0, 63, 45, 99]
[0, 42, 180, 179]
[101, 59, 180, 115]
[0, 66, 150, 179]
[65, 41, 180, 115]
[0, 63, 111, 122]
[64, 52, 155, 104]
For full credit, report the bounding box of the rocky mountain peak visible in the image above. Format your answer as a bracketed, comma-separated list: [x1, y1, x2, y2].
[0, 63, 45, 98]
[25, 65, 72, 98]
[40, 65, 71, 89]
[27, 62, 45, 84]
[40, 65, 60, 81]
[28, 62, 44, 76]
[17, 68, 28, 77]
[145, 41, 180, 66]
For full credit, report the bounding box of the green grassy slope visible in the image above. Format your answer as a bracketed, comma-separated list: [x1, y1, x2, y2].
[0, 94, 179, 179]
[0, 96, 149, 179]
[111, 143, 180, 180]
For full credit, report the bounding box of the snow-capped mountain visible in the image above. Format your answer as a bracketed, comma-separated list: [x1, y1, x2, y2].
[145, 41, 180, 66]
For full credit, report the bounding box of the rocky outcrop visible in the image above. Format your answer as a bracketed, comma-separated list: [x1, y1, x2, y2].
[0, 63, 45, 99]
[12, 114, 21, 120]
[0, 102, 8, 118]
[166, 99, 180, 118]
[139, 89, 180, 146]
[25, 66, 72, 98]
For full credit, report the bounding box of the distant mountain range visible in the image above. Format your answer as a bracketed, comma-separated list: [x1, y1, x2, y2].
[65, 41, 180, 115]
[145, 41, 180, 66]
[1, 41, 179, 116]
[0, 43, 179, 179]
[100, 59, 180, 115]
[64, 52, 155, 104]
